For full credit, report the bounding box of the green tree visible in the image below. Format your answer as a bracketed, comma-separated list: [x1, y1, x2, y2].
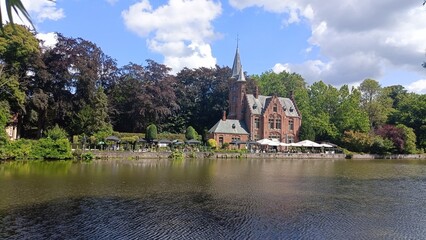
[390, 93, 426, 150]
[0, 24, 39, 114]
[397, 124, 417, 154]
[334, 86, 370, 134]
[185, 126, 198, 140]
[146, 124, 157, 142]
[252, 70, 306, 98]
[359, 79, 393, 128]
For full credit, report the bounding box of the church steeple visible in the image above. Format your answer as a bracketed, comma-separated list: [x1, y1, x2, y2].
[231, 45, 245, 81]
[228, 42, 246, 120]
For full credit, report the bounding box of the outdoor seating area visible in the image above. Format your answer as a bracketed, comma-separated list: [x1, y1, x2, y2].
[247, 139, 340, 154]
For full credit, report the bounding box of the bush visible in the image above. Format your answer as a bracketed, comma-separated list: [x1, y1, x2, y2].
[207, 139, 217, 149]
[45, 124, 68, 140]
[185, 126, 198, 140]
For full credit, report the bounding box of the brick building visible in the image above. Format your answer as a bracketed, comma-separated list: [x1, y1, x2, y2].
[208, 47, 302, 146]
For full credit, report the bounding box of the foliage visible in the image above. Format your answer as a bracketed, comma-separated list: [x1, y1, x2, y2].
[207, 139, 217, 149]
[31, 138, 72, 160]
[390, 93, 426, 150]
[0, 100, 10, 144]
[146, 124, 157, 141]
[45, 124, 68, 140]
[0, 138, 72, 160]
[370, 136, 394, 155]
[341, 130, 373, 153]
[185, 126, 198, 140]
[396, 124, 417, 154]
[0, 0, 33, 31]
[359, 79, 393, 128]
[375, 125, 404, 153]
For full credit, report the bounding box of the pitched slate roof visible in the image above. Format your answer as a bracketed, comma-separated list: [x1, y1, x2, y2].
[231, 47, 246, 81]
[246, 94, 300, 117]
[208, 119, 249, 135]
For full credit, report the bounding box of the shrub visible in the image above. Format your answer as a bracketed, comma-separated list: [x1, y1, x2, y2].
[45, 124, 68, 140]
[207, 139, 217, 149]
[185, 126, 198, 140]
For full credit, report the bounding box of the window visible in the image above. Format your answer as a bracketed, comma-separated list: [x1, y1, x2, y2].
[273, 104, 278, 112]
[276, 118, 281, 129]
[255, 117, 260, 129]
[232, 137, 241, 141]
[289, 119, 294, 131]
[219, 137, 224, 145]
[269, 118, 274, 129]
[288, 136, 294, 143]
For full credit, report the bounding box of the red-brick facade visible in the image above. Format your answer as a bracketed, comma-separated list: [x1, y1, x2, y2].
[209, 47, 302, 145]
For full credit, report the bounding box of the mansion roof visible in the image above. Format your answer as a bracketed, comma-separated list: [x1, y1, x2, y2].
[246, 94, 300, 117]
[208, 119, 249, 135]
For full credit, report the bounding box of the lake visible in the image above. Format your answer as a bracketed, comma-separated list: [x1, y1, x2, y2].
[1, 158, 426, 239]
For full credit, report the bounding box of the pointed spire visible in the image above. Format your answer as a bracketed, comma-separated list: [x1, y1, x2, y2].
[231, 39, 245, 81]
[231, 46, 242, 79]
[237, 64, 246, 82]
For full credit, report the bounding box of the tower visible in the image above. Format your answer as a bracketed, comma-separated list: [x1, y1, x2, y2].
[228, 46, 246, 120]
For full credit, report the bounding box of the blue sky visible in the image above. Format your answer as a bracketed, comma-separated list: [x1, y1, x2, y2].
[16, 0, 426, 93]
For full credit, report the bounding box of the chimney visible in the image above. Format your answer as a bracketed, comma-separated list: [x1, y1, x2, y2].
[254, 86, 259, 99]
[222, 111, 227, 121]
[289, 90, 294, 100]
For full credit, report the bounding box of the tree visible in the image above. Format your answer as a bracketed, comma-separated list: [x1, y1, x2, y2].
[146, 124, 157, 142]
[185, 126, 198, 140]
[334, 86, 370, 134]
[390, 93, 426, 150]
[397, 124, 417, 154]
[359, 79, 393, 128]
[375, 125, 404, 153]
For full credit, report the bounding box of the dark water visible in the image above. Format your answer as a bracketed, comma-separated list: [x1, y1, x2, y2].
[1, 159, 426, 239]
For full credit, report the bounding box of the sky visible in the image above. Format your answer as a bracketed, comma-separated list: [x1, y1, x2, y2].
[11, 0, 426, 93]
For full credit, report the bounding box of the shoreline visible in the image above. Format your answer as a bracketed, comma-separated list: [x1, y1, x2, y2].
[91, 151, 426, 160]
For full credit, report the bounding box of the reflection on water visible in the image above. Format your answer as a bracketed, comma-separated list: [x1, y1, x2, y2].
[1, 159, 426, 239]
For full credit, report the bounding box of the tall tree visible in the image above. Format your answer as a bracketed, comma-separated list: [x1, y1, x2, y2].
[359, 79, 392, 128]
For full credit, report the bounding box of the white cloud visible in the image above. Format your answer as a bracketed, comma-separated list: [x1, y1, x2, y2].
[406, 79, 426, 94]
[22, 0, 64, 22]
[230, 0, 426, 87]
[0, 0, 64, 27]
[272, 63, 291, 73]
[122, 0, 222, 72]
[36, 32, 57, 49]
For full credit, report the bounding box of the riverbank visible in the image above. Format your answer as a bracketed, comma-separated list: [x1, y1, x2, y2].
[91, 150, 426, 160]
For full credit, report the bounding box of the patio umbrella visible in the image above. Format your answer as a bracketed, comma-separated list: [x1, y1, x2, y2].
[158, 139, 172, 144]
[185, 139, 201, 145]
[256, 138, 273, 145]
[296, 140, 322, 147]
[105, 136, 120, 142]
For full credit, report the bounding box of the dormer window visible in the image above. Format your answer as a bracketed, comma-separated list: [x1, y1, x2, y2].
[232, 123, 236, 129]
[290, 107, 294, 112]
[253, 103, 257, 109]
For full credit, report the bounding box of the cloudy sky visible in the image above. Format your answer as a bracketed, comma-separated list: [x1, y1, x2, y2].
[17, 0, 426, 93]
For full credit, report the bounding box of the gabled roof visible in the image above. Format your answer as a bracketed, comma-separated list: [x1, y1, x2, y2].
[208, 119, 249, 135]
[245, 94, 300, 117]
